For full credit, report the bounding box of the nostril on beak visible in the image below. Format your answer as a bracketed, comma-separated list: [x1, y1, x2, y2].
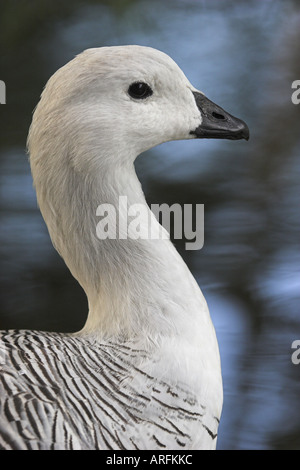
[212, 111, 226, 120]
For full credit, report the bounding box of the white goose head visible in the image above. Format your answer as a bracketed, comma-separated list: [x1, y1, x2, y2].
[28, 46, 248, 338]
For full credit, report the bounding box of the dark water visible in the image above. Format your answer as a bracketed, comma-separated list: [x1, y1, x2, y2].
[0, 0, 299, 450]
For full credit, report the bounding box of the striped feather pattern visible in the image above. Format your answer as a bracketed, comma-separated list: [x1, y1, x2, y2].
[0, 330, 219, 450]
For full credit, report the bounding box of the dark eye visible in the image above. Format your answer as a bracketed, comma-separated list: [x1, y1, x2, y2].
[128, 82, 153, 100]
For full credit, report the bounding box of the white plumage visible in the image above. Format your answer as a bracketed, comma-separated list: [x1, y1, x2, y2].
[0, 46, 249, 450]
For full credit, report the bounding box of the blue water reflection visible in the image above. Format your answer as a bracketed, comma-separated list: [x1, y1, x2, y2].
[0, 0, 299, 449]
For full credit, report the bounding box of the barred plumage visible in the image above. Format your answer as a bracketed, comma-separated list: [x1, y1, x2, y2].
[0, 330, 218, 450]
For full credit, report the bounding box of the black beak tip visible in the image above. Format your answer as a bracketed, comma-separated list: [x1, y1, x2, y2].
[234, 120, 250, 141]
[191, 91, 250, 142]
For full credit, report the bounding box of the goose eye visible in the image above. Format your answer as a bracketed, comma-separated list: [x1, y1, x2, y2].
[128, 82, 153, 99]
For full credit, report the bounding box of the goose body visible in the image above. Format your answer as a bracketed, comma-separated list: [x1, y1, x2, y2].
[0, 46, 249, 450]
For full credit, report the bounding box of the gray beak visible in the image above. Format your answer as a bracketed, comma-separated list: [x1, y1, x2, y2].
[190, 91, 250, 141]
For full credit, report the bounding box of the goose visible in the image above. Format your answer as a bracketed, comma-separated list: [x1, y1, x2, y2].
[0, 45, 249, 451]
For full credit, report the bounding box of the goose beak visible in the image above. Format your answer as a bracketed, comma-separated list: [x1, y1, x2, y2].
[190, 91, 249, 141]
